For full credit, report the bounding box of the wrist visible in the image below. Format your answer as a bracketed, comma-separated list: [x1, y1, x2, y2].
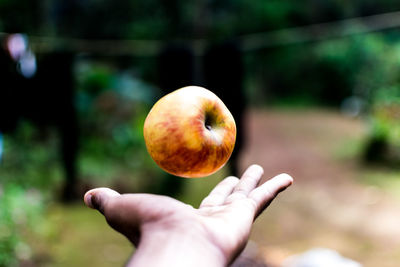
[127, 222, 228, 267]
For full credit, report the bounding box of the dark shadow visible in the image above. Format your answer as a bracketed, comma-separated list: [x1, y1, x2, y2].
[0, 35, 79, 202]
[34, 52, 79, 202]
[203, 41, 246, 177]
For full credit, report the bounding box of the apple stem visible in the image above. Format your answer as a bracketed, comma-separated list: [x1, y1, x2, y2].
[205, 113, 213, 130]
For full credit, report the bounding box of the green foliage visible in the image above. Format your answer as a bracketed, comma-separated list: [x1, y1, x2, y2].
[356, 37, 400, 164]
[370, 87, 400, 146]
[0, 184, 44, 267]
[0, 123, 63, 191]
[0, 0, 396, 39]
[0, 124, 57, 266]
[74, 59, 165, 190]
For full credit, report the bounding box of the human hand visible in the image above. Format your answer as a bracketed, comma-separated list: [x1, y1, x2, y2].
[84, 165, 293, 267]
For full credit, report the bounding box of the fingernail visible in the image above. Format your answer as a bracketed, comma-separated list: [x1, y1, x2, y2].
[84, 193, 95, 209]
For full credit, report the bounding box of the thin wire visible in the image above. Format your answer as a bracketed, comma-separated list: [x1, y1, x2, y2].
[1, 10, 400, 55]
[240, 10, 400, 51]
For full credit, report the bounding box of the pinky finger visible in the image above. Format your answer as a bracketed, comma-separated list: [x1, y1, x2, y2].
[248, 173, 293, 218]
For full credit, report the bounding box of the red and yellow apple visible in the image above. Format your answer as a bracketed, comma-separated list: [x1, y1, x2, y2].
[143, 86, 236, 178]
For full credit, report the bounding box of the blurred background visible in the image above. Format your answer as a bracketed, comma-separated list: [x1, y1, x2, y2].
[1, 0, 400, 266]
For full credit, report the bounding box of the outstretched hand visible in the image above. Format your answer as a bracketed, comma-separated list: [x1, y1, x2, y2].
[84, 165, 293, 267]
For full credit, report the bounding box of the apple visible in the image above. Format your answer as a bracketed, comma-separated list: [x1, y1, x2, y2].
[143, 86, 236, 178]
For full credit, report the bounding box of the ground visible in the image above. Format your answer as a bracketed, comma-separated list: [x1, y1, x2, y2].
[240, 109, 400, 267]
[34, 108, 400, 267]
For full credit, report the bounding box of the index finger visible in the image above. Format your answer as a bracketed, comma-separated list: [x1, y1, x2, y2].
[199, 176, 239, 208]
[224, 164, 264, 204]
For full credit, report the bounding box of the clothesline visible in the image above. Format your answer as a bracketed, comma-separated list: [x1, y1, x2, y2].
[1, 10, 400, 56]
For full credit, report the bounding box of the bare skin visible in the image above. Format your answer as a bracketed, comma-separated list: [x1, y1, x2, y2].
[84, 164, 293, 266]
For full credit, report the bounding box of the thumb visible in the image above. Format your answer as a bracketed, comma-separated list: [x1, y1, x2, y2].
[84, 187, 120, 214]
[83, 188, 143, 245]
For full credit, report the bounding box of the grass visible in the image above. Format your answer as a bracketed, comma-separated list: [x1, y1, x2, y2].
[31, 204, 133, 267]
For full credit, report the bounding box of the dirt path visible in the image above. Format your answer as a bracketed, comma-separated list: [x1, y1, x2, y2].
[238, 109, 400, 267]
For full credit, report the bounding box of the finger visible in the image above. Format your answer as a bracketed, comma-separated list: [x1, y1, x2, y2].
[224, 165, 264, 204]
[233, 165, 264, 195]
[199, 176, 239, 208]
[84, 187, 120, 214]
[248, 173, 293, 218]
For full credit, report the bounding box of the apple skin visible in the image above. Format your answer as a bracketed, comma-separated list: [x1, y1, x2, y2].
[143, 86, 236, 178]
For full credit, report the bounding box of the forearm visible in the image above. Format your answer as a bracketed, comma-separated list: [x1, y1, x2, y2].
[126, 225, 228, 267]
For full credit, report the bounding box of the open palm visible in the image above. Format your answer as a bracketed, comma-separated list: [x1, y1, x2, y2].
[84, 165, 293, 266]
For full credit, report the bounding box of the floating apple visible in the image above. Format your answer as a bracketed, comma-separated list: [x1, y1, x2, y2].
[143, 86, 236, 178]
